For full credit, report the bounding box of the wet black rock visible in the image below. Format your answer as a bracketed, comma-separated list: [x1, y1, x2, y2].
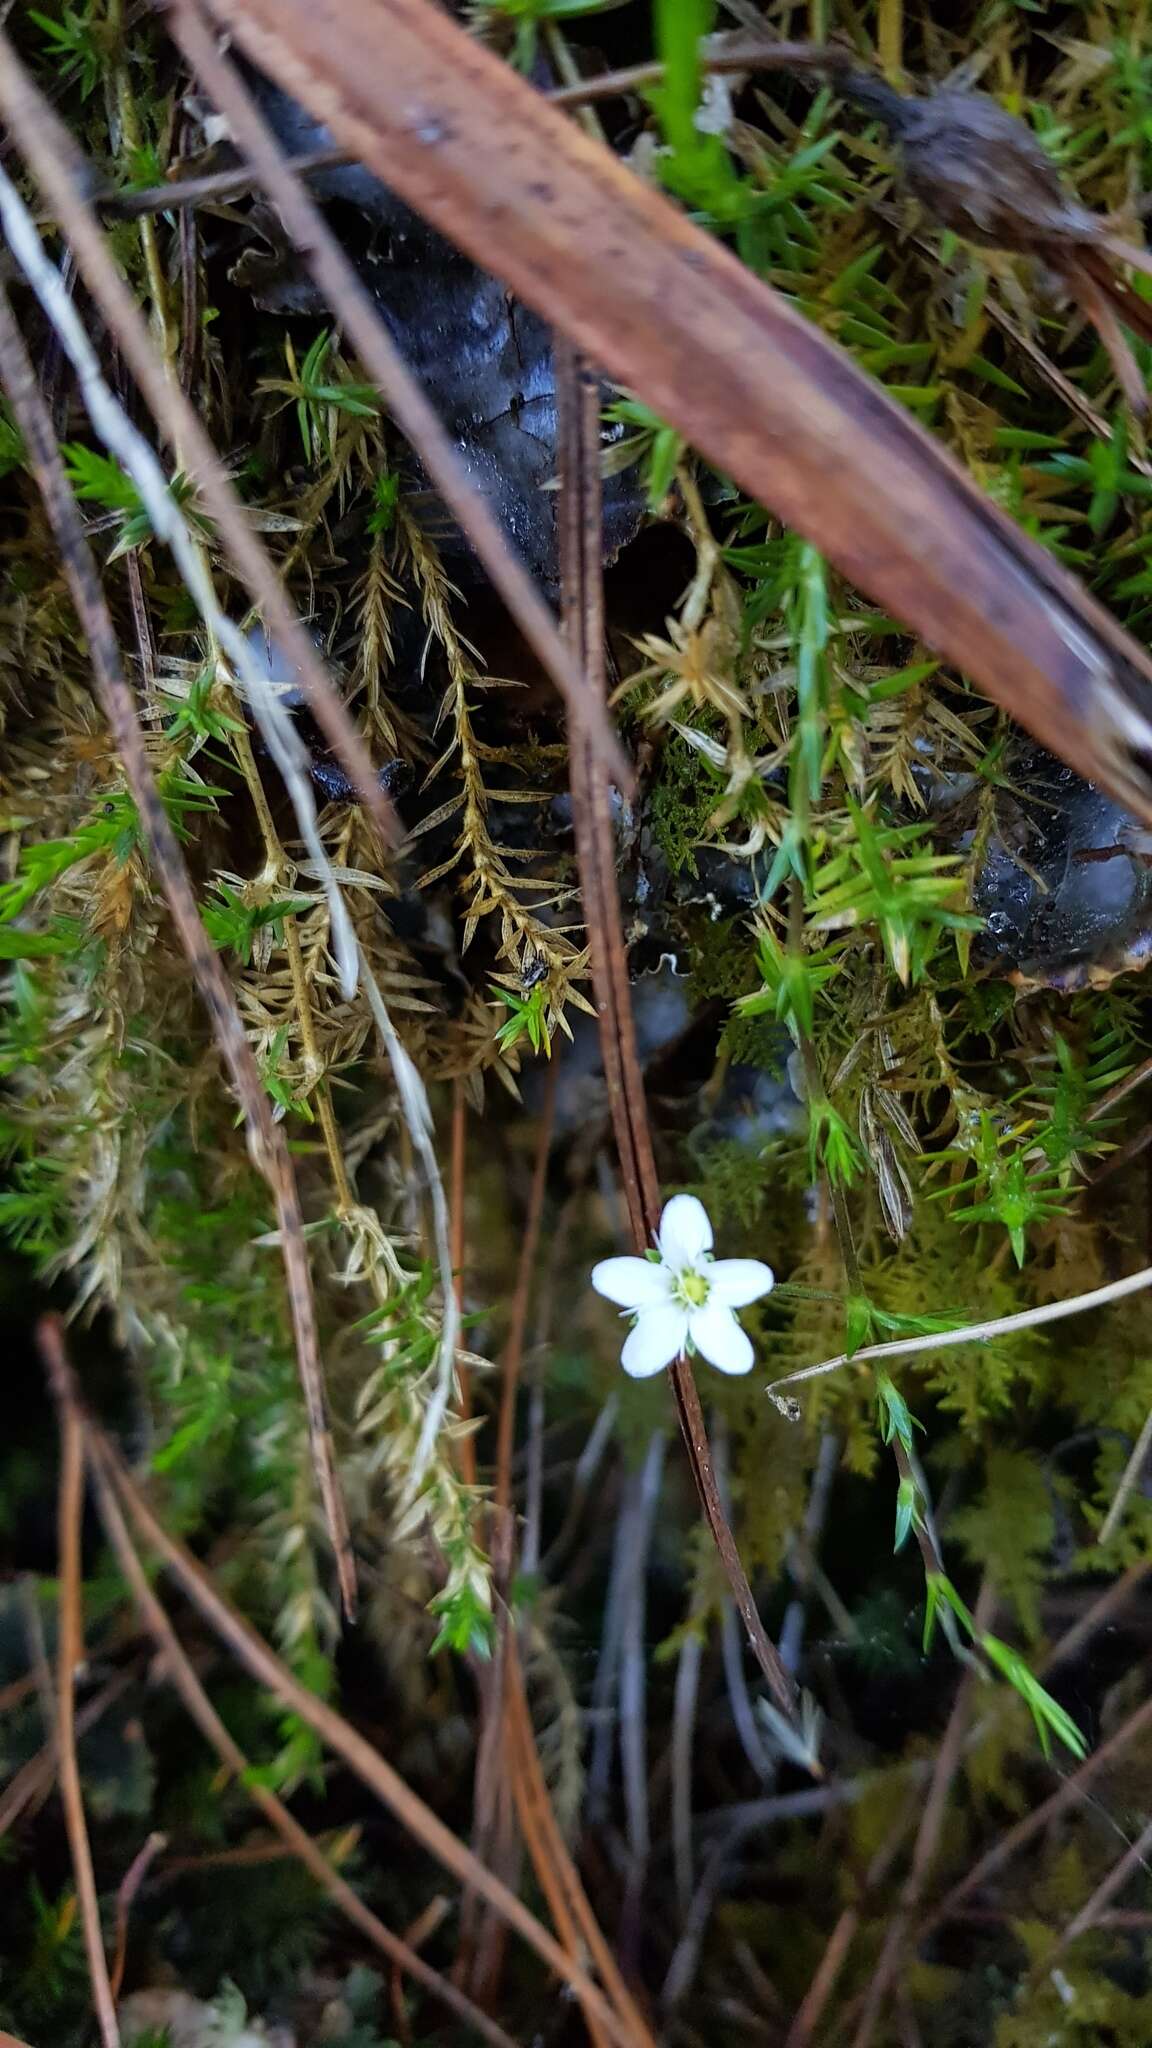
[970, 748, 1152, 990]
[228, 74, 645, 588]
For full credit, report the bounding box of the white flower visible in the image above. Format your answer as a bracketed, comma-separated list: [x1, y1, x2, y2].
[591, 1193, 774, 1379]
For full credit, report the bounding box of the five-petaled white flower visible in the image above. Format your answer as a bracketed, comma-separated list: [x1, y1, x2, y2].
[591, 1194, 774, 1379]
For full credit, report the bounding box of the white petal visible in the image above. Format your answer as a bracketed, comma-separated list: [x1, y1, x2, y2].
[591, 1256, 671, 1309]
[688, 1303, 754, 1375]
[658, 1193, 713, 1268]
[709, 1258, 775, 1308]
[621, 1306, 688, 1378]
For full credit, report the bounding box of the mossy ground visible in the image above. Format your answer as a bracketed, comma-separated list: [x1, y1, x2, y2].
[3, 2, 1152, 2043]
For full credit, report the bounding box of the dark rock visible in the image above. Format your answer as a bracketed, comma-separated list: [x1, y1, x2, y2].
[229, 73, 646, 588]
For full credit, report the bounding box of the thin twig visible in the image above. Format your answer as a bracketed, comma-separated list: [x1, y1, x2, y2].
[549, 35, 849, 106]
[849, 1577, 995, 2048]
[540, 1389, 619, 1578]
[0, 267, 356, 1617]
[767, 1261, 1152, 1410]
[93, 38, 847, 219]
[166, 3, 630, 789]
[108, 1833, 167, 2003]
[620, 1431, 666, 1961]
[98, 143, 349, 217]
[82, 1415, 640, 2048]
[925, 1683, 1152, 1939]
[0, 25, 398, 841]
[554, 341, 798, 1722]
[671, 1627, 703, 1924]
[37, 1315, 120, 2048]
[784, 1799, 919, 2048]
[1098, 1402, 1152, 1546]
[84, 1452, 520, 2048]
[1041, 1809, 1152, 1973]
[0, 1677, 132, 1841]
[787, 1560, 1152, 2042]
[503, 1631, 657, 2048]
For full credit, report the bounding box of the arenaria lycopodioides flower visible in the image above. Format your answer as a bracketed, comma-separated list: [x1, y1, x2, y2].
[591, 1194, 774, 1379]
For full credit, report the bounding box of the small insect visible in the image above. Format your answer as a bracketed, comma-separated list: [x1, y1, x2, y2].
[520, 952, 549, 992]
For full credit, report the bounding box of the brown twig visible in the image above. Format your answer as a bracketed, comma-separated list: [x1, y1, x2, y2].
[548, 36, 851, 107]
[166, 1, 630, 790]
[0, 24, 398, 845]
[926, 1682, 1152, 1939]
[0, 270, 356, 1616]
[0, 1676, 132, 1842]
[81, 1412, 640, 2048]
[99, 143, 349, 217]
[0, 1674, 38, 1718]
[785, 1560, 1152, 2043]
[554, 342, 797, 1723]
[108, 1832, 167, 2003]
[94, 38, 847, 220]
[849, 1577, 996, 2048]
[37, 1315, 121, 2048]
[503, 1631, 656, 2048]
[84, 1447, 520, 2048]
[1040, 1809, 1152, 1973]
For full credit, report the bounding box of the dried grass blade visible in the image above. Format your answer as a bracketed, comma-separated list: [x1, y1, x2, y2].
[0, 278, 356, 1618]
[205, 0, 1152, 820]
[83, 1418, 643, 2048]
[86, 1444, 521, 2048]
[37, 1316, 121, 2048]
[0, 25, 398, 848]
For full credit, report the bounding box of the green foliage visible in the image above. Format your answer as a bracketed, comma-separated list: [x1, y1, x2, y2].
[62, 443, 200, 555]
[647, 724, 723, 874]
[29, 4, 102, 98]
[260, 330, 380, 467]
[366, 468, 401, 536]
[806, 1092, 862, 1189]
[873, 1370, 924, 1459]
[602, 397, 684, 511]
[738, 923, 845, 1044]
[649, 0, 744, 221]
[3, 1882, 88, 2032]
[921, 1572, 1084, 1758]
[492, 979, 553, 1057]
[475, 0, 627, 71]
[807, 799, 976, 986]
[202, 883, 312, 965]
[9, 2, 1152, 2037]
[951, 1449, 1057, 1641]
[929, 1106, 1066, 1266]
[0, 401, 24, 480]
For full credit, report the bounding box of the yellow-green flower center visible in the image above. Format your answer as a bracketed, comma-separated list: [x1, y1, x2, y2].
[678, 1268, 710, 1308]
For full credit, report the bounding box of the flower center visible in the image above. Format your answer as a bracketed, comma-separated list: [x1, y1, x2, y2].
[676, 1267, 711, 1309]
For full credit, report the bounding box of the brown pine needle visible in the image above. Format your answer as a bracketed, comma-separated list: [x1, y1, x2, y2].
[87, 1449, 521, 2048]
[37, 1315, 121, 2048]
[77, 1402, 644, 2048]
